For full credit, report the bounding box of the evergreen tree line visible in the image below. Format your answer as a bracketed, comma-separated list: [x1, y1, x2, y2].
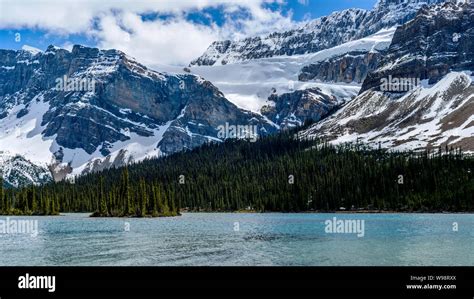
[0, 130, 473, 216]
[0, 179, 59, 215]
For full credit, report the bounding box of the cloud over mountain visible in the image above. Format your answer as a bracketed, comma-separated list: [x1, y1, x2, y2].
[0, 0, 296, 65]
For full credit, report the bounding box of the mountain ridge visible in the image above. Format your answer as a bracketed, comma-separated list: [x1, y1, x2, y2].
[299, 0, 474, 153]
[1, 0, 472, 188]
[0, 44, 277, 186]
[190, 0, 445, 66]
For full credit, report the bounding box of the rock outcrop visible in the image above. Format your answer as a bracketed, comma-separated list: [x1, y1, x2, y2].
[261, 88, 340, 130]
[361, 0, 474, 93]
[0, 45, 277, 185]
[299, 1, 474, 152]
[191, 0, 445, 66]
[298, 51, 382, 84]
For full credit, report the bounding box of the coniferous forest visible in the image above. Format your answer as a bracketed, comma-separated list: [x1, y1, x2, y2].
[0, 129, 473, 217]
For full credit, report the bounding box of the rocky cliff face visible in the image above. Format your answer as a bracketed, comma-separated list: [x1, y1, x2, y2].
[300, 72, 474, 151]
[361, 0, 474, 93]
[261, 88, 340, 130]
[191, 0, 445, 66]
[298, 51, 382, 84]
[1, 0, 469, 187]
[299, 1, 474, 152]
[0, 45, 277, 185]
[0, 154, 52, 188]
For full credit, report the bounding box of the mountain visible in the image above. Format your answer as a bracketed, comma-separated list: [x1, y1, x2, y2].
[0, 154, 51, 187]
[261, 88, 341, 130]
[0, 45, 277, 185]
[299, 1, 474, 152]
[361, 0, 474, 92]
[0, 4, 399, 187]
[187, 27, 394, 122]
[190, 0, 445, 66]
[298, 51, 383, 84]
[2, 0, 470, 188]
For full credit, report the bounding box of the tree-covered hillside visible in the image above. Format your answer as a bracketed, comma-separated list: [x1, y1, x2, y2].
[1, 130, 473, 216]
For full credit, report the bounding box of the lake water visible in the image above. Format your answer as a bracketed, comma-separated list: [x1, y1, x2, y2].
[0, 213, 472, 266]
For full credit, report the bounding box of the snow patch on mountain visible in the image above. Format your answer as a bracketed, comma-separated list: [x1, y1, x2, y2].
[0, 93, 54, 167]
[21, 45, 42, 55]
[191, 0, 444, 66]
[0, 154, 52, 187]
[69, 119, 173, 177]
[183, 28, 394, 113]
[300, 72, 474, 152]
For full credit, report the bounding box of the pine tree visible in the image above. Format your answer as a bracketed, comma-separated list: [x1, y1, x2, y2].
[50, 195, 57, 215]
[0, 176, 4, 213]
[151, 183, 159, 217]
[99, 177, 107, 216]
[31, 188, 38, 214]
[139, 178, 147, 217]
[121, 168, 133, 216]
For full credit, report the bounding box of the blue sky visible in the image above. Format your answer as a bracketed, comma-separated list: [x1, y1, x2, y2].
[289, 0, 377, 20]
[0, 0, 377, 65]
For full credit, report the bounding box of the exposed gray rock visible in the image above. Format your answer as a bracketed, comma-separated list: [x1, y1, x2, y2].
[299, 51, 383, 84]
[0, 154, 52, 188]
[261, 88, 340, 130]
[0, 44, 278, 182]
[361, 0, 474, 93]
[300, 1, 474, 152]
[191, 0, 445, 66]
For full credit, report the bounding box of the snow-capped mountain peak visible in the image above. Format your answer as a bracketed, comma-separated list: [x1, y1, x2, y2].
[190, 0, 446, 66]
[0, 44, 277, 186]
[300, 0, 474, 153]
[21, 45, 42, 55]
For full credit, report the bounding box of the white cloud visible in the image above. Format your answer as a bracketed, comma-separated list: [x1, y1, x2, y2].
[219, 3, 296, 40]
[95, 12, 220, 66]
[0, 0, 298, 65]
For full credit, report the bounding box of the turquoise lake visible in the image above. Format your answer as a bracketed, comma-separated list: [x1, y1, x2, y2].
[0, 213, 472, 266]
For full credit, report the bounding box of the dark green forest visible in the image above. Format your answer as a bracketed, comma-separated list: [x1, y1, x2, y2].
[1, 130, 473, 217]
